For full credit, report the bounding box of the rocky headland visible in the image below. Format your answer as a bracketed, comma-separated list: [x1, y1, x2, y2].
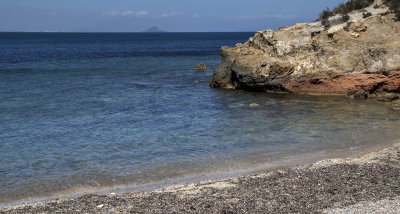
[210, 0, 400, 102]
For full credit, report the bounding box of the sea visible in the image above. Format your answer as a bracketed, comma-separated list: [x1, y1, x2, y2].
[1, 32, 400, 205]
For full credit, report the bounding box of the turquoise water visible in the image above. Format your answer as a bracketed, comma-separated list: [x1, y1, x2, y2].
[1, 33, 400, 205]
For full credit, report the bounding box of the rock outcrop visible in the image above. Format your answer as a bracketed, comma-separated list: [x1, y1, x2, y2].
[210, 0, 400, 100]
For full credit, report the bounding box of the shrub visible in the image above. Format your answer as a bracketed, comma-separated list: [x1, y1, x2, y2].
[385, 0, 400, 21]
[319, 8, 334, 21]
[342, 14, 351, 22]
[332, 0, 374, 15]
[317, 0, 374, 21]
[321, 19, 330, 29]
[317, 0, 400, 23]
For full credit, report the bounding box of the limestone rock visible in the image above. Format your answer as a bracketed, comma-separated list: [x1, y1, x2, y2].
[249, 103, 261, 107]
[193, 64, 210, 70]
[210, 0, 400, 99]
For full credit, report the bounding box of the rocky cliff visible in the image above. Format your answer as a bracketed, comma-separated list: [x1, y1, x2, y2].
[210, 0, 400, 101]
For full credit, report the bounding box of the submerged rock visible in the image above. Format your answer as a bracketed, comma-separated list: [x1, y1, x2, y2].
[377, 93, 400, 102]
[351, 90, 369, 99]
[210, 0, 400, 100]
[249, 103, 261, 107]
[193, 64, 210, 70]
[392, 100, 400, 110]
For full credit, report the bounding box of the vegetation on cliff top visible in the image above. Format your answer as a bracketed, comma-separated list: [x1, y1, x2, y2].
[318, 0, 400, 21]
[387, 0, 400, 20]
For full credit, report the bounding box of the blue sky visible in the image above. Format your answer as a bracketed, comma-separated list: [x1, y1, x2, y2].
[0, 0, 346, 32]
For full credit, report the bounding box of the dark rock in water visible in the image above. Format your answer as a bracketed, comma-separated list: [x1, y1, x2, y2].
[142, 26, 165, 33]
[193, 64, 210, 70]
[377, 93, 400, 102]
[392, 100, 400, 110]
[351, 90, 369, 99]
[210, 0, 400, 101]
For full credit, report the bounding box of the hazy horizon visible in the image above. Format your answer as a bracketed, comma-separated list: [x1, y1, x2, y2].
[1, 0, 347, 32]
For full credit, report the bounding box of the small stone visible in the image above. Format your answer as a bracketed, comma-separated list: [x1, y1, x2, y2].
[249, 103, 261, 107]
[377, 93, 399, 102]
[97, 204, 104, 208]
[391, 100, 400, 110]
[193, 64, 210, 70]
[350, 32, 360, 38]
[110, 192, 116, 196]
[352, 90, 369, 99]
[56, 198, 69, 202]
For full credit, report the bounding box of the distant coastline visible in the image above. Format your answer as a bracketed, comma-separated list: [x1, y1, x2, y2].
[0, 31, 255, 33]
[0, 30, 71, 33]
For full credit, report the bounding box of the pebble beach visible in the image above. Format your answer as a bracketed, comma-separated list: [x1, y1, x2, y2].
[2, 142, 399, 214]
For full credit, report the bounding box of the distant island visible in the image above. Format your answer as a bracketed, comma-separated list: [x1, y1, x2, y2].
[142, 26, 166, 33]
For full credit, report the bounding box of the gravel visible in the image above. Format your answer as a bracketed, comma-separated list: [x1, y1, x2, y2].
[1, 143, 399, 214]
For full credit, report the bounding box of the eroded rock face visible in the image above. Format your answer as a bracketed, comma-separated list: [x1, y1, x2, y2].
[210, 0, 400, 99]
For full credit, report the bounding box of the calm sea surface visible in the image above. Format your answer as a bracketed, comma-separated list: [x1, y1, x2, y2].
[1, 32, 400, 205]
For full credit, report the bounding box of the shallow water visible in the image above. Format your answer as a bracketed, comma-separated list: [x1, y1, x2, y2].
[1, 32, 400, 205]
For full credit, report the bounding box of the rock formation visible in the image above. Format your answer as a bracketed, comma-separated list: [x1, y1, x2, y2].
[193, 64, 211, 70]
[210, 0, 400, 101]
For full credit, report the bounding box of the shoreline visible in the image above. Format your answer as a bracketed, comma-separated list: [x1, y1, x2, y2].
[1, 141, 399, 213]
[1, 136, 397, 207]
[1, 93, 399, 209]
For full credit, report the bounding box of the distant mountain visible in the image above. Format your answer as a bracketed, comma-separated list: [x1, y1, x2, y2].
[142, 26, 166, 33]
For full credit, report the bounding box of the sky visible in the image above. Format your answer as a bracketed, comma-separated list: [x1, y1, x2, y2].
[0, 0, 347, 32]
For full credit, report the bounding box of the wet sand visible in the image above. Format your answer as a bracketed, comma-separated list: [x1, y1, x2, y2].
[1, 142, 399, 214]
